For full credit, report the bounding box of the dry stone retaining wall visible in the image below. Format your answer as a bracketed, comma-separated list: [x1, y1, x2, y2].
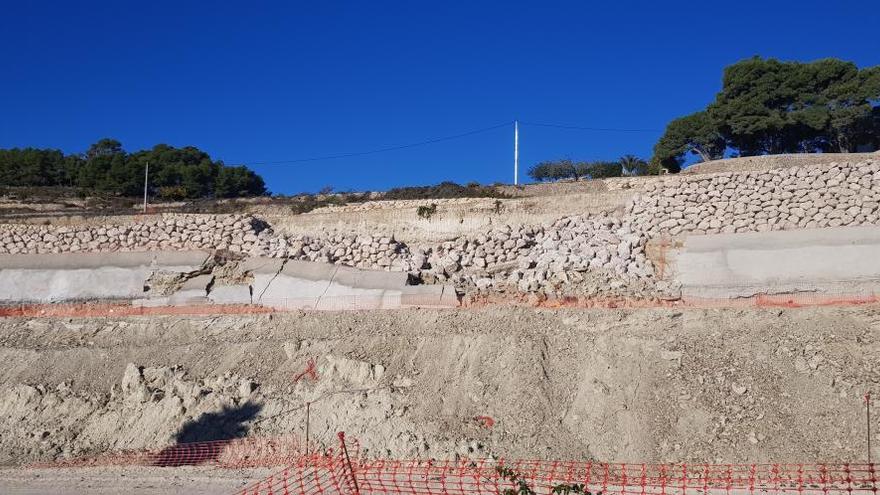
[0, 214, 270, 255]
[0, 212, 656, 297]
[628, 160, 880, 237]
[254, 213, 655, 297]
[246, 216, 656, 298]
[1, 159, 877, 298]
[681, 151, 879, 175]
[411, 214, 654, 296]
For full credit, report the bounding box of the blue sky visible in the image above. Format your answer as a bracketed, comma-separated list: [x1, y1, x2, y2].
[2, 1, 878, 194]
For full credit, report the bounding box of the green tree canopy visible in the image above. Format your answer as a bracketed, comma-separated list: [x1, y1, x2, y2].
[214, 165, 268, 198]
[0, 148, 79, 187]
[652, 111, 726, 172]
[585, 160, 624, 178]
[528, 159, 578, 181]
[653, 57, 880, 171]
[527, 158, 640, 182]
[0, 139, 268, 199]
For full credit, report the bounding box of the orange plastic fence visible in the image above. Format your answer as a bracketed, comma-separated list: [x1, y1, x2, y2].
[239, 459, 879, 495]
[236, 434, 880, 495]
[24, 433, 879, 495]
[30, 435, 303, 469]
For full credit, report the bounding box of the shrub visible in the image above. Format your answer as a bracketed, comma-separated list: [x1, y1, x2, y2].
[529, 159, 626, 182]
[417, 203, 437, 219]
[288, 191, 370, 215]
[384, 181, 503, 200]
[528, 159, 577, 182]
[158, 185, 189, 201]
[495, 467, 594, 495]
[586, 161, 624, 178]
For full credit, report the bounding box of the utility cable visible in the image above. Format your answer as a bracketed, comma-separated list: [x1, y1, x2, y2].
[230, 119, 660, 168]
[243, 121, 513, 166]
[519, 120, 661, 133]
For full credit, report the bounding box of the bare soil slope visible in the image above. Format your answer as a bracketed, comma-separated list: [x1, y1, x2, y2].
[1, 306, 878, 467]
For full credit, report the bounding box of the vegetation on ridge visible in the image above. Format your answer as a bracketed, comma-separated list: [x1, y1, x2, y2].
[652, 57, 880, 172]
[527, 155, 656, 182]
[0, 138, 267, 199]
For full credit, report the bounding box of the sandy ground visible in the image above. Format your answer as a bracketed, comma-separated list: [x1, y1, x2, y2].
[0, 466, 271, 495]
[2, 306, 879, 469]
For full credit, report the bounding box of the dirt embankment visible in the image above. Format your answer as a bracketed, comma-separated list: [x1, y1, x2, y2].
[1, 306, 878, 467]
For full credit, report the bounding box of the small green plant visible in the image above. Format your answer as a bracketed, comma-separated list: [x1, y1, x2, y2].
[552, 484, 589, 495]
[495, 466, 595, 495]
[417, 203, 437, 219]
[493, 199, 504, 214]
[158, 185, 189, 201]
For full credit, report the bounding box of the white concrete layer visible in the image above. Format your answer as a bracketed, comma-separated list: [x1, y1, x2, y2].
[0, 252, 457, 309]
[0, 251, 210, 304]
[672, 226, 880, 298]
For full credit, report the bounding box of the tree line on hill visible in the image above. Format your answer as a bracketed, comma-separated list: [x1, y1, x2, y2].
[652, 57, 880, 172]
[527, 155, 657, 182]
[529, 57, 879, 181]
[0, 138, 267, 199]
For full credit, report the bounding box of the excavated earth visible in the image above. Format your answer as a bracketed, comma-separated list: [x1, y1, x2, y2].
[1, 306, 879, 471]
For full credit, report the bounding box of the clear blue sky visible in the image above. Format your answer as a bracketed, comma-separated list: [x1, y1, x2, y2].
[2, 1, 878, 194]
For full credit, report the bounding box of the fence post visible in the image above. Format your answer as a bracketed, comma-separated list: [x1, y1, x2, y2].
[338, 432, 361, 495]
[305, 401, 311, 456]
[867, 392, 873, 465]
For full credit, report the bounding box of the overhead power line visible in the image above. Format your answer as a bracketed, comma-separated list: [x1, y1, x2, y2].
[519, 121, 661, 133]
[233, 119, 661, 169]
[244, 121, 513, 166]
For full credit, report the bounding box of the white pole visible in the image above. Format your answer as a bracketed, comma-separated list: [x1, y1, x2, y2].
[143, 161, 149, 213]
[514, 120, 519, 185]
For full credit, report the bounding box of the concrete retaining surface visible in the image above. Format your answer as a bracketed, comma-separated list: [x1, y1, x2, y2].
[0, 251, 209, 304]
[250, 258, 453, 310]
[670, 225, 880, 299]
[0, 252, 457, 310]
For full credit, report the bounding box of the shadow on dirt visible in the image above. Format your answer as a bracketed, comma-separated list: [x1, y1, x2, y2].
[152, 401, 263, 467]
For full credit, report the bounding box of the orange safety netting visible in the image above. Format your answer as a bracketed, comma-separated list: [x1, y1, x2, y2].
[30, 435, 303, 469]
[23, 433, 879, 495]
[239, 460, 880, 495]
[236, 434, 879, 495]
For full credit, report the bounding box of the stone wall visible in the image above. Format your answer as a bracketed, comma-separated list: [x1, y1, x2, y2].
[0, 211, 656, 298]
[411, 214, 654, 297]
[1, 159, 876, 299]
[258, 214, 655, 298]
[0, 214, 270, 255]
[628, 160, 880, 236]
[682, 151, 879, 175]
[309, 197, 498, 214]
